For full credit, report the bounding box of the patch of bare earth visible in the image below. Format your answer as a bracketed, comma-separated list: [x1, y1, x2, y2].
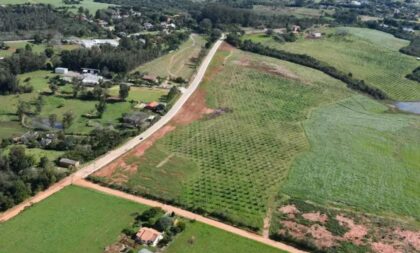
[233, 57, 304, 83]
[309, 224, 336, 248]
[336, 214, 368, 245]
[302, 212, 328, 223]
[279, 204, 299, 219]
[394, 228, 420, 251]
[371, 242, 401, 253]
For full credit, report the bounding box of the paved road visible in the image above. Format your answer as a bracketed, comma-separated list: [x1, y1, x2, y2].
[75, 179, 307, 253]
[0, 36, 225, 223]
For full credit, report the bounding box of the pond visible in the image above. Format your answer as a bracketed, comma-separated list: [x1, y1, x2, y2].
[395, 102, 420, 115]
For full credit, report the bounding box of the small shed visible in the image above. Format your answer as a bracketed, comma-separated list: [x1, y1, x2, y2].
[55, 67, 69, 74]
[142, 75, 158, 83]
[59, 158, 80, 168]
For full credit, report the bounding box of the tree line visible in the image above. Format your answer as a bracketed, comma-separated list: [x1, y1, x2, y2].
[228, 35, 388, 100]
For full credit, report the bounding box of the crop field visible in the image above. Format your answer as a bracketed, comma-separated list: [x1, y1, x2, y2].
[0, 70, 167, 136]
[95, 46, 352, 229]
[134, 34, 206, 80]
[0, 0, 112, 13]
[283, 95, 420, 221]
[165, 221, 285, 253]
[243, 27, 420, 101]
[0, 186, 149, 253]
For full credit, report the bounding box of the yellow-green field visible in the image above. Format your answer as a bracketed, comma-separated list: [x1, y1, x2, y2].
[243, 27, 419, 101]
[134, 34, 206, 80]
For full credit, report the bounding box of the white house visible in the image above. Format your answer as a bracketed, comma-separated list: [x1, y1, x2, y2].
[55, 67, 69, 74]
[80, 39, 119, 48]
[82, 73, 103, 86]
[351, 1, 362, 6]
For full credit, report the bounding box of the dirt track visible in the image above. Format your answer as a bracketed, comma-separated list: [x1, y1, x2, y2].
[75, 179, 307, 253]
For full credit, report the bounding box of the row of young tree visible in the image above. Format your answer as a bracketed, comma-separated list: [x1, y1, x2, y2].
[227, 35, 388, 100]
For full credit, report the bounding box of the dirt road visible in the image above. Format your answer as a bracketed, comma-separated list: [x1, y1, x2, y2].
[75, 179, 307, 253]
[0, 36, 225, 223]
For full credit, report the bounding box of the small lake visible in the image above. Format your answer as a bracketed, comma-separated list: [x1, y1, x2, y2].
[395, 102, 420, 115]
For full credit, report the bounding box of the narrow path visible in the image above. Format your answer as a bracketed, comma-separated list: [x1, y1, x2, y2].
[75, 179, 307, 253]
[263, 208, 273, 239]
[167, 34, 197, 77]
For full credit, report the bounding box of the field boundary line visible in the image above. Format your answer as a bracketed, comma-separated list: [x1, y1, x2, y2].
[74, 179, 307, 253]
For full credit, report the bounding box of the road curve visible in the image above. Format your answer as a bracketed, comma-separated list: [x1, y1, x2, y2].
[75, 179, 307, 253]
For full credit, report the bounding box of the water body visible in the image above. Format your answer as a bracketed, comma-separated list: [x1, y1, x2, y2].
[395, 102, 420, 115]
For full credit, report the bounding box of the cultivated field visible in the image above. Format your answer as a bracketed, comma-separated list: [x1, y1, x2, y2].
[0, 185, 287, 253]
[134, 34, 206, 81]
[0, 186, 149, 253]
[0, 0, 112, 13]
[283, 95, 420, 221]
[244, 27, 419, 101]
[93, 44, 352, 229]
[165, 221, 285, 253]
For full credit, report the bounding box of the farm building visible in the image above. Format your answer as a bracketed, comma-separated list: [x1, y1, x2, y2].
[144, 23, 154, 30]
[59, 158, 80, 168]
[308, 32, 322, 39]
[292, 25, 301, 34]
[142, 74, 158, 83]
[80, 39, 119, 48]
[82, 74, 103, 86]
[138, 249, 153, 253]
[82, 68, 100, 74]
[55, 67, 68, 74]
[136, 227, 163, 247]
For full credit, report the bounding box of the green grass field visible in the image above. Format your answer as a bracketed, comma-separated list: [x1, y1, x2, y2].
[0, 41, 80, 58]
[283, 95, 420, 221]
[96, 47, 352, 229]
[2, 144, 65, 163]
[0, 185, 286, 253]
[253, 5, 334, 18]
[165, 221, 285, 253]
[0, 186, 149, 253]
[134, 34, 206, 80]
[0, 0, 112, 14]
[0, 70, 167, 135]
[243, 27, 419, 101]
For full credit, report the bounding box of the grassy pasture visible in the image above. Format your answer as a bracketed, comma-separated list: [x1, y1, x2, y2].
[2, 144, 65, 163]
[97, 47, 352, 229]
[0, 42, 81, 58]
[165, 221, 285, 253]
[0, 186, 149, 253]
[134, 34, 206, 80]
[283, 95, 420, 221]
[0, 0, 112, 14]
[0, 70, 167, 135]
[243, 27, 420, 101]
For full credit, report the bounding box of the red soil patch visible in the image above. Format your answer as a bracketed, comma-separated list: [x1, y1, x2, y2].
[171, 88, 214, 126]
[336, 214, 368, 245]
[279, 205, 299, 219]
[309, 224, 336, 248]
[234, 57, 303, 82]
[302, 212, 328, 223]
[280, 220, 308, 241]
[394, 228, 420, 251]
[372, 242, 402, 253]
[219, 42, 235, 52]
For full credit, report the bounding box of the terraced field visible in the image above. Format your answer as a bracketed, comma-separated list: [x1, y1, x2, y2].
[244, 27, 419, 101]
[94, 46, 352, 229]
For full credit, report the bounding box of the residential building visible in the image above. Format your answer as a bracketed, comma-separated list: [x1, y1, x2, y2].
[59, 158, 80, 168]
[136, 227, 163, 247]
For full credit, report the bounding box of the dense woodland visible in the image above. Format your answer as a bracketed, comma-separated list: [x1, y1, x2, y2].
[0, 4, 104, 39]
[0, 146, 64, 211]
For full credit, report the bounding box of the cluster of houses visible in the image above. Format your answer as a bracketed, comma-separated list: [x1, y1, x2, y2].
[55, 67, 104, 86]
